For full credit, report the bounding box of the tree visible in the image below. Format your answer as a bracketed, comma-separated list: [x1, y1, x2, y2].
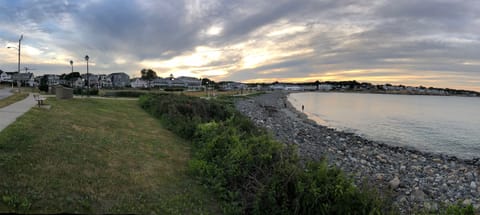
[66, 72, 81, 80]
[38, 75, 49, 92]
[141, 68, 157, 89]
[315, 80, 320, 90]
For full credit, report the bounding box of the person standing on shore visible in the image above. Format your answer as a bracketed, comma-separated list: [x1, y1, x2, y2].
[302, 105, 304, 112]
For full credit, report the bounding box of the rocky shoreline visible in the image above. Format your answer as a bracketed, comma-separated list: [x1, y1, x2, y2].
[235, 91, 480, 213]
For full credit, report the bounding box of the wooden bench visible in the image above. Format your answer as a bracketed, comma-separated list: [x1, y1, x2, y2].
[33, 94, 46, 107]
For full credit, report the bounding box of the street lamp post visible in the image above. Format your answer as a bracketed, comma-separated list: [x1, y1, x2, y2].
[84, 55, 89, 97]
[6, 34, 23, 88]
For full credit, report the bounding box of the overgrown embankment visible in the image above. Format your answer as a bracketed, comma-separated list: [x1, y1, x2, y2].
[139, 94, 394, 214]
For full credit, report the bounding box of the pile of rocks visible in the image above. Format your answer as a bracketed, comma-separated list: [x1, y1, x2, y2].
[235, 92, 480, 213]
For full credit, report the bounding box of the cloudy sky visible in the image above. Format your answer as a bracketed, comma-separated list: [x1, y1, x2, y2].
[1, 0, 480, 91]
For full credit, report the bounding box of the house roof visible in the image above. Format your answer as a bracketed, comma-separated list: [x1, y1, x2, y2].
[12, 72, 33, 81]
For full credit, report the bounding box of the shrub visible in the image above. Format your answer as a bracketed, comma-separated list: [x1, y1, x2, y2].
[140, 94, 233, 138]
[102, 90, 150, 97]
[73, 88, 98, 96]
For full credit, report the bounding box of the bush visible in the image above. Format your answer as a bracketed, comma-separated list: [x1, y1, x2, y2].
[164, 87, 184, 92]
[73, 88, 98, 96]
[102, 90, 149, 97]
[38, 84, 48, 92]
[140, 94, 233, 138]
[139, 94, 393, 214]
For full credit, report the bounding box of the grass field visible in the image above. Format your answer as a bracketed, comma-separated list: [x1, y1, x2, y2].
[0, 98, 219, 214]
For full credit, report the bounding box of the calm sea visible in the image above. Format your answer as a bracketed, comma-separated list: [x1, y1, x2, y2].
[288, 92, 480, 159]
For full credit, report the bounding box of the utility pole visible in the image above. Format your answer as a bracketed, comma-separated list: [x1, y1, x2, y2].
[85, 55, 89, 97]
[18, 35, 22, 76]
[7, 34, 23, 88]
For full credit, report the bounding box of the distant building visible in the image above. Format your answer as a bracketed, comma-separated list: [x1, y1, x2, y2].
[148, 76, 201, 89]
[108, 72, 130, 88]
[82, 74, 99, 88]
[151, 78, 169, 88]
[0, 71, 11, 82]
[284, 85, 302, 91]
[130, 78, 147, 88]
[98, 74, 113, 88]
[219, 81, 246, 91]
[44, 74, 60, 86]
[71, 77, 84, 88]
[176, 76, 202, 90]
[318, 84, 333, 91]
[270, 84, 285, 90]
[12, 72, 35, 87]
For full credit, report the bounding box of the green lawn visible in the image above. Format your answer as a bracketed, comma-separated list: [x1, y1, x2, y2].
[0, 98, 219, 214]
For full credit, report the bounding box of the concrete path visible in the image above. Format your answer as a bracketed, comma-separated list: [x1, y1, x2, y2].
[0, 88, 13, 100]
[0, 93, 37, 132]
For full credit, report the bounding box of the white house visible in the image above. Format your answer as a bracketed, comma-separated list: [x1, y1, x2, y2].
[150, 76, 201, 89]
[318, 84, 333, 91]
[12, 72, 35, 87]
[98, 74, 113, 88]
[72, 77, 84, 88]
[270, 84, 285, 90]
[219, 82, 246, 91]
[131, 78, 148, 88]
[177, 76, 202, 90]
[284, 85, 302, 91]
[0, 71, 10, 82]
[44, 74, 60, 86]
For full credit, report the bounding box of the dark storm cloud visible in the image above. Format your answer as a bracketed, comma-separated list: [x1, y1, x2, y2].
[76, 1, 192, 55]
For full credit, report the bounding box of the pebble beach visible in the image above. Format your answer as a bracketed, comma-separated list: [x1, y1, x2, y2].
[235, 92, 480, 213]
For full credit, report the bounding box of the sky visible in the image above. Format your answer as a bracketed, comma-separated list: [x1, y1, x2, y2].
[1, 0, 480, 91]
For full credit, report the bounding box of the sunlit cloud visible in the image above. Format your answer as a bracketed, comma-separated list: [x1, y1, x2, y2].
[206, 25, 223, 36]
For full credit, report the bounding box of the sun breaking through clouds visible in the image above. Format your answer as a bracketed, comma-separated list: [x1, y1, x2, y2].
[1, 0, 480, 91]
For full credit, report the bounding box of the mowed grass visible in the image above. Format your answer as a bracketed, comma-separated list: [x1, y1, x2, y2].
[0, 92, 29, 108]
[0, 98, 219, 214]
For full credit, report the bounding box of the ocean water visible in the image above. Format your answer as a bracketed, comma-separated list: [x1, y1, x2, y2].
[288, 92, 480, 159]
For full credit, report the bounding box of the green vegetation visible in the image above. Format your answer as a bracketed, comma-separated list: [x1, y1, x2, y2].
[140, 94, 393, 214]
[99, 89, 151, 97]
[0, 91, 28, 108]
[420, 202, 475, 215]
[0, 98, 219, 214]
[99, 89, 256, 98]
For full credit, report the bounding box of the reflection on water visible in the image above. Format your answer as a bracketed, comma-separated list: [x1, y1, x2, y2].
[288, 92, 480, 159]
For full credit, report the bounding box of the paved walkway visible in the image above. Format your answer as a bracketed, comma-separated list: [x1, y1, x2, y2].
[0, 88, 13, 100]
[0, 93, 37, 132]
